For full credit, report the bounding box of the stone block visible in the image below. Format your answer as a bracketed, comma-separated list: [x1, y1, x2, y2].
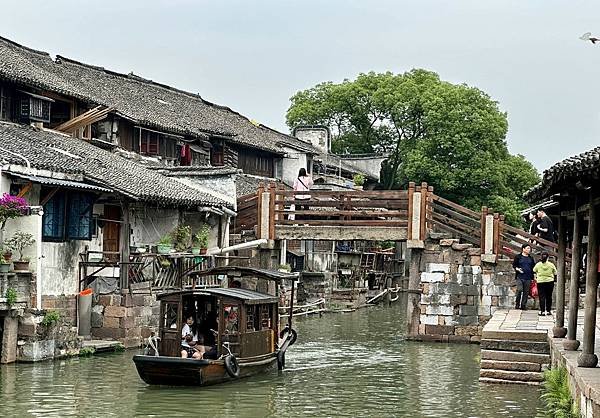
[478, 305, 491, 316]
[440, 239, 459, 247]
[104, 306, 127, 318]
[491, 296, 499, 306]
[92, 327, 126, 340]
[470, 336, 481, 343]
[420, 315, 439, 325]
[91, 311, 103, 328]
[125, 327, 141, 338]
[449, 335, 471, 344]
[455, 325, 479, 336]
[42, 298, 55, 309]
[467, 296, 475, 305]
[121, 294, 134, 307]
[450, 294, 468, 305]
[425, 325, 455, 335]
[421, 272, 445, 283]
[466, 285, 480, 296]
[482, 274, 492, 286]
[452, 243, 473, 251]
[456, 273, 473, 285]
[471, 266, 482, 275]
[132, 295, 146, 306]
[469, 256, 481, 266]
[456, 316, 478, 326]
[459, 305, 478, 316]
[485, 285, 509, 297]
[481, 254, 497, 264]
[18, 324, 36, 337]
[418, 334, 444, 343]
[141, 327, 154, 339]
[426, 305, 454, 316]
[120, 317, 135, 328]
[458, 265, 472, 274]
[480, 295, 492, 306]
[18, 339, 55, 362]
[427, 263, 451, 273]
[421, 283, 430, 294]
[418, 324, 426, 335]
[122, 337, 140, 349]
[103, 317, 120, 328]
[467, 248, 481, 256]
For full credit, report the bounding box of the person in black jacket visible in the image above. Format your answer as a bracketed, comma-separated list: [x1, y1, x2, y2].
[536, 209, 555, 243]
[513, 244, 536, 310]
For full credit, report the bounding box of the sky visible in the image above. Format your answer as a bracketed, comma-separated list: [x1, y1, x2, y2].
[2, 0, 600, 172]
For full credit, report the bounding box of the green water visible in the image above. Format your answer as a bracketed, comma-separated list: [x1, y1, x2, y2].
[0, 304, 541, 417]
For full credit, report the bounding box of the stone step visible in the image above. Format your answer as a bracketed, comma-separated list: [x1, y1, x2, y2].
[481, 329, 548, 342]
[480, 339, 550, 354]
[479, 377, 541, 386]
[480, 359, 541, 372]
[481, 349, 550, 364]
[479, 368, 543, 382]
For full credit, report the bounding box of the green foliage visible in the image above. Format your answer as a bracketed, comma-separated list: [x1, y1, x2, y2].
[278, 264, 292, 272]
[113, 343, 125, 352]
[540, 367, 579, 418]
[353, 174, 365, 186]
[5, 288, 17, 306]
[158, 234, 172, 246]
[5, 231, 35, 261]
[171, 225, 192, 252]
[0, 254, 9, 265]
[79, 347, 96, 357]
[286, 70, 540, 226]
[193, 224, 210, 249]
[41, 310, 60, 327]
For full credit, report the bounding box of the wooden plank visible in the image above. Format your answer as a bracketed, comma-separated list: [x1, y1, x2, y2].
[429, 219, 480, 245]
[277, 219, 407, 226]
[274, 209, 407, 217]
[433, 195, 480, 218]
[277, 190, 408, 198]
[273, 199, 408, 209]
[431, 202, 480, 227]
[431, 212, 480, 238]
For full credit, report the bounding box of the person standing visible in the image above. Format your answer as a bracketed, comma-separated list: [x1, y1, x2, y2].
[293, 168, 313, 220]
[533, 252, 557, 316]
[513, 244, 536, 310]
[536, 208, 555, 243]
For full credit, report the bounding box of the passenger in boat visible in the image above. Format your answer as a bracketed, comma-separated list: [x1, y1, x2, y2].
[181, 315, 202, 359]
[198, 313, 219, 359]
[230, 279, 242, 288]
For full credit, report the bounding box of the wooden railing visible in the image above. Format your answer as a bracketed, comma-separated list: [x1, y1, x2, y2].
[428, 194, 482, 246]
[233, 192, 259, 234]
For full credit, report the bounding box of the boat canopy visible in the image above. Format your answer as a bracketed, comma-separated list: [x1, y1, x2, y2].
[156, 287, 278, 305]
[189, 266, 299, 282]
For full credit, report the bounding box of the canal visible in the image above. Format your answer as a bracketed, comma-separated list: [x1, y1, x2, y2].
[0, 304, 542, 417]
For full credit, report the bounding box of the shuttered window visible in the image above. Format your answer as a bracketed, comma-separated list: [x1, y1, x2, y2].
[42, 190, 94, 242]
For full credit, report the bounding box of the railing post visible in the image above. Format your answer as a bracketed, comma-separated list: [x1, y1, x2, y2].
[480, 206, 488, 251]
[483, 208, 494, 255]
[407, 182, 415, 239]
[257, 183, 264, 238]
[492, 213, 500, 255]
[269, 183, 276, 240]
[426, 185, 434, 233]
[419, 182, 428, 240]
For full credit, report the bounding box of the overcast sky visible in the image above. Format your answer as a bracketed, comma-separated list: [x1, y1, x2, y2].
[2, 0, 599, 172]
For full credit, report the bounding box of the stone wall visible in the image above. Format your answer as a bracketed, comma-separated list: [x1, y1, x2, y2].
[91, 293, 159, 348]
[410, 237, 515, 342]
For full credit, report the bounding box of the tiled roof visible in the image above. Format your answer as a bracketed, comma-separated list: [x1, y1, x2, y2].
[151, 166, 240, 177]
[0, 122, 229, 207]
[0, 36, 317, 155]
[235, 174, 286, 197]
[525, 146, 600, 202]
[314, 153, 376, 180]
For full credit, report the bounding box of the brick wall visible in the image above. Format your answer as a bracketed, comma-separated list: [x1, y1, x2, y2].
[411, 237, 515, 343]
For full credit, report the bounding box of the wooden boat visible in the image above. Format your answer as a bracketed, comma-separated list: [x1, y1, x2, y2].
[133, 267, 298, 386]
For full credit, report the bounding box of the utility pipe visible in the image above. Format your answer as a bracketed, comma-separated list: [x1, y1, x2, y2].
[206, 238, 268, 256]
[34, 207, 44, 310]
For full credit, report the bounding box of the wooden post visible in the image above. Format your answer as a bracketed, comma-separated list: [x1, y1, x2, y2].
[118, 201, 130, 291]
[553, 210, 568, 337]
[410, 185, 422, 241]
[564, 196, 582, 350]
[419, 182, 428, 240]
[492, 213, 500, 255]
[480, 206, 488, 251]
[578, 186, 599, 368]
[269, 183, 276, 240]
[407, 182, 415, 239]
[256, 183, 264, 237]
[426, 185, 434, 232]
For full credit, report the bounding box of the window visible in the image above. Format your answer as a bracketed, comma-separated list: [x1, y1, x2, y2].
[238, 151, 274, 177]
[19, 91, 52, 123]
[42, 190, 95, 242]
[140, 130, 159, 155]
[211, 142, 224, 166]
[0, 86, 12, 121]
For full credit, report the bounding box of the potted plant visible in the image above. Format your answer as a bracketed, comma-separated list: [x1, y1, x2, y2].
[193, 225, 210, 255]
[353, 174, 365, 190]
[172, 225, 192, 252]
[0, 256, 10, 273]
[5, 231, 35, 271]
[157, 234, 173, 254]
[1, 246, 11, 263]
[278, 264, 292, 273]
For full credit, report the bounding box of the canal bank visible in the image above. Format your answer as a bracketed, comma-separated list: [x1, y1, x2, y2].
[0, 304, 542, 417]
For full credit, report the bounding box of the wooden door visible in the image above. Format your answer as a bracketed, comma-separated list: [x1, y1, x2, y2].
[159, 300, 181, 357]
[103, 206, 120, 260]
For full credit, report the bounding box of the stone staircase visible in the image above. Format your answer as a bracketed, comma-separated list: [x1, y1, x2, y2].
[479, 310, 552, 385]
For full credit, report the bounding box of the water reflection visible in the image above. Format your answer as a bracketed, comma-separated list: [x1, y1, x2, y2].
[0, 305, 541, 417]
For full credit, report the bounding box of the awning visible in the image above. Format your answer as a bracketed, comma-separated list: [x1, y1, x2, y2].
[8, 172, 112, 193]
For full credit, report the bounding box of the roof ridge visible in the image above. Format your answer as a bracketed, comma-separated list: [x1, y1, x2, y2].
[0, 35, 51, 58]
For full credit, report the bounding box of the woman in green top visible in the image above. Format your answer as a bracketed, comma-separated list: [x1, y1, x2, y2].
[533, 252, 557, 316]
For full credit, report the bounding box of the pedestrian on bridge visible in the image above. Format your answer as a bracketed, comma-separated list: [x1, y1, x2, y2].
[293, 168, 313, 221]
[513, 244, 536, 310]
[533, 251, 557, 316]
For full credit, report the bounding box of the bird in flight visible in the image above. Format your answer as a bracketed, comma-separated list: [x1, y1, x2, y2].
[580, 32, 600, 44]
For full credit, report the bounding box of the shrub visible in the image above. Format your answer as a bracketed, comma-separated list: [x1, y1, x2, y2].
[5, 231, 35, 261]
[353, 174, 365, 186]
[158, 234, 172, 246]
[172, 225, 192, 251]
[79, 347, 96, 357]
[193, 224, 210, 249]
[41, 310, 61, 327]
[5, 288, 17, 306]
[540, 366, 579, 418]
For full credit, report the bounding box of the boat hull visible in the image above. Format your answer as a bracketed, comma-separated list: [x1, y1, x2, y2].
[133, 353, 279, 386]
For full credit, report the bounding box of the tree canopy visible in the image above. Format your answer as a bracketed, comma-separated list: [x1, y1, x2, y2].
[286, 70, 540, 226]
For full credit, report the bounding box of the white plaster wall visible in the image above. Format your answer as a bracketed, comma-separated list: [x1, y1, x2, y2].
[173, 175, 236, 208]
[294, 128, 329, 153]
[130, 206, 180, 247]
[282, 146, 309, 187]
[340, 157, 386, 182]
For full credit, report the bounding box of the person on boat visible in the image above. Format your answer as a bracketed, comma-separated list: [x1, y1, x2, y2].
[181, 315, 202, 359]
[198, 313, 219, 359]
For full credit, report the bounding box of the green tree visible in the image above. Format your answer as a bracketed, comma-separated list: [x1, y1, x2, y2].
[286, 70, 539, 226]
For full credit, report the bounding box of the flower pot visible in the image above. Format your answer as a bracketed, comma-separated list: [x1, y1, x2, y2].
[353, 185, 363, 191]
[200, 248, 208, 255]
[157, 244, 172, 254]
[191, 247, 201, 255]
[2, 250, 12, 262]
[0, 264, 9, 273]
[13, 260, 29, 271]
